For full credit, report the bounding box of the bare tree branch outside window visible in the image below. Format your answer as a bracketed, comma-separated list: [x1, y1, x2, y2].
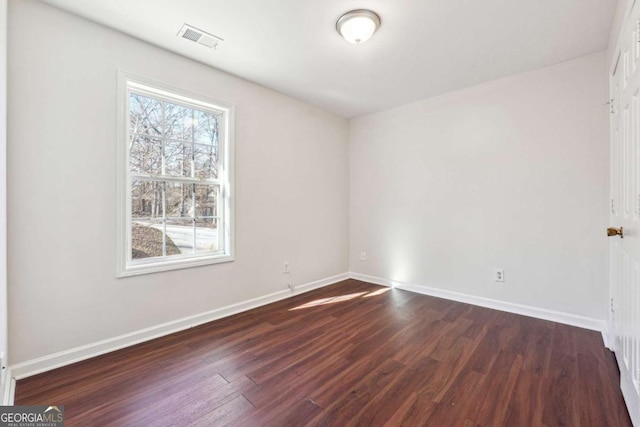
[129, 92, 222, 259]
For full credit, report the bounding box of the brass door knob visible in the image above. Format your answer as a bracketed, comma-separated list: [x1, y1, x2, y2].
[607, 227, 624, 238]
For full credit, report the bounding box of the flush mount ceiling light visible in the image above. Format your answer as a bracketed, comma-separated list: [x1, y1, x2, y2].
[336, 10, 381, 44]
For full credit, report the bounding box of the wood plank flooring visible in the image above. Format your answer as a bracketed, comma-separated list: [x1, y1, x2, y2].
[15, 279, 632, 426]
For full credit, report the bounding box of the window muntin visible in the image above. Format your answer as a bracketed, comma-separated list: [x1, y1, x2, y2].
[118, 74, 233, 277]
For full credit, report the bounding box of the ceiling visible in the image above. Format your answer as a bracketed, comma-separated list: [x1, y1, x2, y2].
[40, 0, 617, 118]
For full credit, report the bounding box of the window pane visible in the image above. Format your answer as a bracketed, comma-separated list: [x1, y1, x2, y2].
[166, 219, 194, 254]
[130, 93, 162, 136]
[195, 218, 218, 253]
[195, 185, 218, 217]
[164, 141, 192, 177]
[165, 102, 193, 141]
[130, 136, 162, 175]
[131, 219, 165, 260]
[165, 182, 193, 218]
[131, 180, 163, 219]
[194, 110, 220, 145]
[194, 144, 218, 179]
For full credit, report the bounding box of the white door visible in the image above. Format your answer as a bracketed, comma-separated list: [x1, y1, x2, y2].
[610, 2, 640, 425]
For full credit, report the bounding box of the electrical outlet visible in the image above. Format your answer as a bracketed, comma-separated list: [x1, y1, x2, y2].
[360, 252, 367, 261]
[494, 269, 505, 282]
[283, 262, 290, 274]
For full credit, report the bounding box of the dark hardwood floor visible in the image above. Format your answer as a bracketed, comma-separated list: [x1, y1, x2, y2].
[16, 279, 631, 426]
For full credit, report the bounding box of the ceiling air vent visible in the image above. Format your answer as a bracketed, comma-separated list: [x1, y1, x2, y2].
[177, 24, 223, 49]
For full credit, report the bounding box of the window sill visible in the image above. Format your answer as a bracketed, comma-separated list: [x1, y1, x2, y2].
[117, 253, 234, 278]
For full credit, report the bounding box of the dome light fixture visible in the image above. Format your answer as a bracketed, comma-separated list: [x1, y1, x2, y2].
[336, 9, 381, 44]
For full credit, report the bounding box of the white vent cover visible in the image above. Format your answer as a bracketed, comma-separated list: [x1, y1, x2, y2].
[177, 24, 223, 49]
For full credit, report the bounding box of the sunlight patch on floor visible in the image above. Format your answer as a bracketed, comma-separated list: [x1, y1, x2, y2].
[363, 287, 391, 297]
[289, 288, 391, 310]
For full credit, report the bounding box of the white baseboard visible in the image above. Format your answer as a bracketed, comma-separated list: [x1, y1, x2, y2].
[349, 272, 397, 287]
[349, 272, 607, 333]
[2, 369, 13, 405]
[10, 272, 349, 381]
[601, 329, 612, 350]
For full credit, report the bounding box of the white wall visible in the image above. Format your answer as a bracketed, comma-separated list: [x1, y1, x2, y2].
[350, 53, 609, 320]
[8, 0, 349, 364]
[0, 0, 7, 378]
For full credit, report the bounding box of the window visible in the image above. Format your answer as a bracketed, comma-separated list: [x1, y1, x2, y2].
[117, 72, 234, 277]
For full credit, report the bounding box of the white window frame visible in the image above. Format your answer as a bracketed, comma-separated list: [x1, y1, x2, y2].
[116, 71, 235, 277]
